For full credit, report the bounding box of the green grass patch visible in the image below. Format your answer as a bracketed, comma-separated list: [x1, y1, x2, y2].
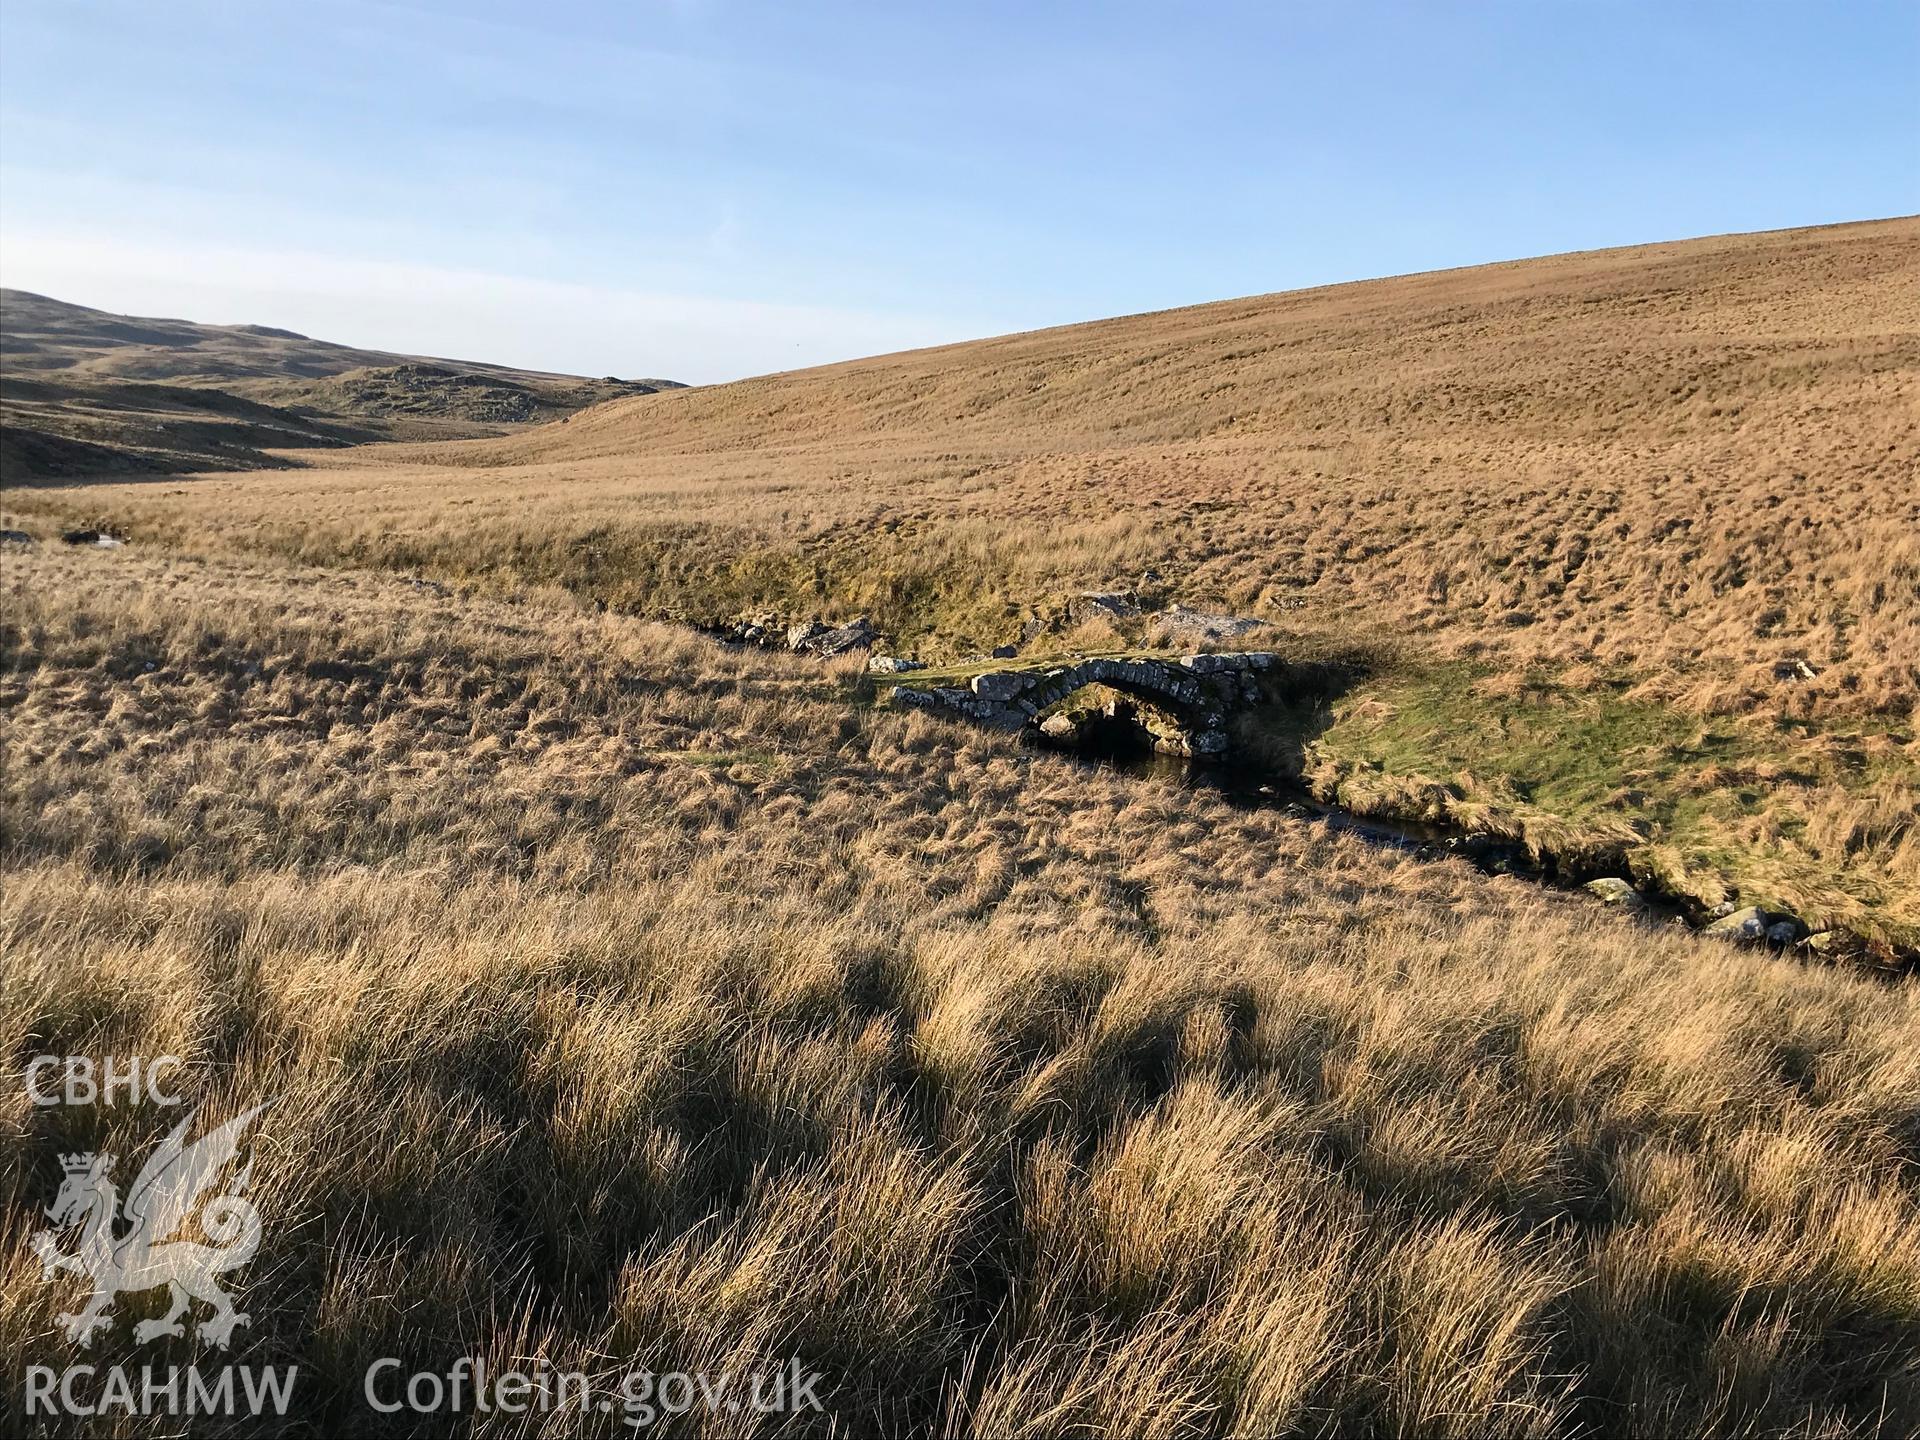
[1292, 663, 1919, 947]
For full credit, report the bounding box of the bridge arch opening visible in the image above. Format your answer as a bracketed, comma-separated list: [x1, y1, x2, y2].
[1032, 682, 1194, 760]
[888, 651, 1274, 761]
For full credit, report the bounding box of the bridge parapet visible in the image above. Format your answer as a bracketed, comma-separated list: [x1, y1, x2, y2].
[888, 652, 1276, 757]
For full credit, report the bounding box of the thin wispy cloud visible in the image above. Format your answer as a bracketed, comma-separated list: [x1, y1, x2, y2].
[1, 0, 1912, 380]
[0, 228, 980, 384]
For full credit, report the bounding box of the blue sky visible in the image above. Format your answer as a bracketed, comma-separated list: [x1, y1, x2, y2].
[2, 1, 1914, 383]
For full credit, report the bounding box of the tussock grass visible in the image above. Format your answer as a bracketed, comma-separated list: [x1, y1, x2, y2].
[3, 550, 1916, 1436]
[10, 221, 1914, 708]
[1294, 665, 1920, 947]
[6, 218, 1915, 942]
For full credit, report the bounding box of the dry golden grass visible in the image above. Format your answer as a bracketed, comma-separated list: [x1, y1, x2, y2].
[4, 548, 1917, 1436]
[9, 219, 1914, 942]
[11, 219, 1912, 712]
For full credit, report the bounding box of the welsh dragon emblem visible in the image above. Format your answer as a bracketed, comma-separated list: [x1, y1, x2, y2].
[30, 1103, 269, 1349]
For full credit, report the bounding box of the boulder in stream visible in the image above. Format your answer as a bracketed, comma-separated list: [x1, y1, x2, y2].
[1701, 906, 1770, 942]
[1584, 877, 1647, 909]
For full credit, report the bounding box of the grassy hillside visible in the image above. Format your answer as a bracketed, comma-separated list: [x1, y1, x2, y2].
[0, 372, 386, 478]
[7, 219, 1915, 944]
[0, 289, 683, 478]
[17, 220, 1909, 706]
[4, 546, 1916, 1436]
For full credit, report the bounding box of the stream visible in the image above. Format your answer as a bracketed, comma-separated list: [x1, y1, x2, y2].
[703, 622, 1910, 973]
[1025, 723, 1919, 973]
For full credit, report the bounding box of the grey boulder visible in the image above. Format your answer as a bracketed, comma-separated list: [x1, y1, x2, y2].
[1154, 603, 1265, 642]
[1068, 590, 1141, 623]
[1584, 877, 1647, 909]
[1701, 906, 1770, 942]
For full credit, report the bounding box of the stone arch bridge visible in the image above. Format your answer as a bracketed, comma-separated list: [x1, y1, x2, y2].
[887, 652, 1277, 757]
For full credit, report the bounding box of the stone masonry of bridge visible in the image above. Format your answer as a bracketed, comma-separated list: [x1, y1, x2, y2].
[887, 652, 1277, 757]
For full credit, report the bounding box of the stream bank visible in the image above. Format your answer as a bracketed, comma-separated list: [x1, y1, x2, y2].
[701, 614, 1915, 976]
[1025, 721, 1916, 976]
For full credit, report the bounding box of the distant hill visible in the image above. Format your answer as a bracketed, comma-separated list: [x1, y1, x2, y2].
[0, 290, 683, 480]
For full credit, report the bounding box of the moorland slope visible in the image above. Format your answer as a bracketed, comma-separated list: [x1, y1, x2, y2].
[8, 218, 1914, 946]
[3, 545, 1916, 1437]
[0, 289, 682, 477]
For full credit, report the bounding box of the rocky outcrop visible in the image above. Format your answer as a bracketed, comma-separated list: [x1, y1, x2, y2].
[889, 652, 1276, 757]
[1701, 905, 1811, 947]
[803, 618, 878, 656]
[1023, 592, 1279, 648]
[1068, 590, 1141, 624]
[1701, 906, 1770, 942]
[721, 613, 881, 657]
[1152, 604, 1266, 643]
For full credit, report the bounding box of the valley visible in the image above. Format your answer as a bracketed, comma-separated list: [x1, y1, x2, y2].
[3, 217, 1917, 1437]
[8, 218, 1915, 952]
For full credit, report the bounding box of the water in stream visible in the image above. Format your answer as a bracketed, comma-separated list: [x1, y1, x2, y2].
[1019, 709, 1913, 973]
[1027, 718, 1680, 908]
